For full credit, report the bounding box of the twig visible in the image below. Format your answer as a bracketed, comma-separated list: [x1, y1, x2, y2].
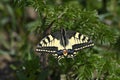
[44, 8, 68, 36]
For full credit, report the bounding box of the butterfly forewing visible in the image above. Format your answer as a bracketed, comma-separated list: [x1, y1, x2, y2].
[36, 34, 64, 54]
[70, 32, 94, 51]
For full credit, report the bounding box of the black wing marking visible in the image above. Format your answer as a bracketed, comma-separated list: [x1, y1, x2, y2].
[72, 41, 94, 52]
[66, 30, 76, 39]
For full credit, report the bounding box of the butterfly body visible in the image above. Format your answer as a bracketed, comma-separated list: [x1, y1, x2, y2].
[36, 29, 94, 59]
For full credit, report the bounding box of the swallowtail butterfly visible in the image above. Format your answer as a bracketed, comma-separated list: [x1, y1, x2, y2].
[36, 29, 94, 59]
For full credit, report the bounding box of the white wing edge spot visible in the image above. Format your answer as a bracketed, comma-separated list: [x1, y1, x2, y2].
[74, 43, 94, 51]
[75, 32, 80, 38]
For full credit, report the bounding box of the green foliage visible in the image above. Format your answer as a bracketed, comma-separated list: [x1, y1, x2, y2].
[0, 0, 120, 80]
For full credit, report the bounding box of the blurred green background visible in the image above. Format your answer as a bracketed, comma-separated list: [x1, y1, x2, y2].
[0, 0, 120, 80]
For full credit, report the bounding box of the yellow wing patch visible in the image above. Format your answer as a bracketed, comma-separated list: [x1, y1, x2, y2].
[39, 35, 64, 50]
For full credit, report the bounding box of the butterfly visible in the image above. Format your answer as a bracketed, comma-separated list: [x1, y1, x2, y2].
[36, 29, 94, 59]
